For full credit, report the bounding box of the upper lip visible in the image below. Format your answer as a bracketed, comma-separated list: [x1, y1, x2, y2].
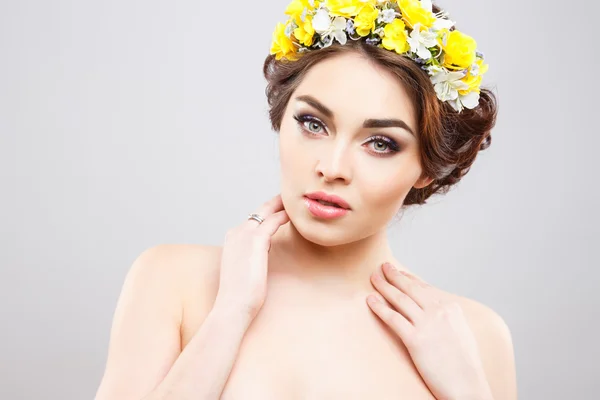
[305, 191, 351, 210]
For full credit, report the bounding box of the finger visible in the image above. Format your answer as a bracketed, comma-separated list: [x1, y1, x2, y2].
[258, 209, 290, 237]
[371, 270, 421, 324]
[367, 294, 413, 340]
[372, 289, 393, 309]
[382, 263, 438, 310]
[246, 194, 284, 227]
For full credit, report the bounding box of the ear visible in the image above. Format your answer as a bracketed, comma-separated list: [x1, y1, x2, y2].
[413, 175, 434, 189]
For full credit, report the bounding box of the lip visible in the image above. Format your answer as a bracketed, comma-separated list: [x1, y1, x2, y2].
[304, 191, 351, 210]
[303, 197, 350, 219]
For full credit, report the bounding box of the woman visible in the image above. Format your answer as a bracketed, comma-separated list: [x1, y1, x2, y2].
[95, 1, 517, 399]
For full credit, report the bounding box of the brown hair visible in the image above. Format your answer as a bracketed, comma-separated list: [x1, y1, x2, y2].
[263, 12, 498, 207]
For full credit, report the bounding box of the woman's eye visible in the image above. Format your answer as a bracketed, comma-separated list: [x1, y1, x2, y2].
[367, 136, 401, 155]
[293, 114, 326, 135]
[372, 140, 389, 152]
[306, 120, 323, 134]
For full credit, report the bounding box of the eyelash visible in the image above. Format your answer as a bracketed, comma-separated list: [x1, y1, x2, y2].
[293, 114, 401, 155]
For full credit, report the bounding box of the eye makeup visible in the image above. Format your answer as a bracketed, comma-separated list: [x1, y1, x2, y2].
[292, 113, 402, 157]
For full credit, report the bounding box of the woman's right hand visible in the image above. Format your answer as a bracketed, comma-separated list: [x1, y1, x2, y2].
[213, 194, 290, 322]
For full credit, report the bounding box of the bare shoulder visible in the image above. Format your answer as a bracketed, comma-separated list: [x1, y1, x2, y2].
[94, 244, 224, 400]
[139, 243, 224, 315]
[130, 243, 222, 300]
[450, 293, 518, 399]
[143, 243, 223, 278]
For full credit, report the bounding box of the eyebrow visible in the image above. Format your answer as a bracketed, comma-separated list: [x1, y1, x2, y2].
[295, 94, 416, 137]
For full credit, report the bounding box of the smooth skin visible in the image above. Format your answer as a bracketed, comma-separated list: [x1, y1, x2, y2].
[95, 52, 517, 400]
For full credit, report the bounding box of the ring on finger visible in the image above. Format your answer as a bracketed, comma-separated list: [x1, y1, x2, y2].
[247, 213, 265, 224]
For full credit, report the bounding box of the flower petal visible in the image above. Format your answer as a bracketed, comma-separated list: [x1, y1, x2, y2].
[333, 29, 347, 44]
[417, 45, 432, 59]
[460, 91, 480, 109]
[332, 16, 347, 30]
[433, 17, 455, 31]
[312, 8, 331, 33]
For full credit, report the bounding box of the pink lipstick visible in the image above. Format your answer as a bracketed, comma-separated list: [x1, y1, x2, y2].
[303, 191, 351, 219]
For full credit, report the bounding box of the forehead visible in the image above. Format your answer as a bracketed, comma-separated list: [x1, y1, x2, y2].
[292, 52, 417, 131]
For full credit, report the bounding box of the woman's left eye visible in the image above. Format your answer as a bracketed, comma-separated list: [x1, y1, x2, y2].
[367, 136, 401, 155]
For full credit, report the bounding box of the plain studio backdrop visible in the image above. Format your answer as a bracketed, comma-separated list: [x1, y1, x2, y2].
[1, 0, 598, 399]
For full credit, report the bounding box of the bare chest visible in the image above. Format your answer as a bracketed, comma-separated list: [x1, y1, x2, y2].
[218, 283, 436, 400]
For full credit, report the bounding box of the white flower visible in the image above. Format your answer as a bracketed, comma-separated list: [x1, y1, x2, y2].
[447, 91, 480, 112]
[428, 66, 479, 112]
[407, 23, 438, 59]
[457, 91, 480, 110]
[429, 67, 467, 101]
[377, 8, 396, 24]
[432, 16, 455, 31]
[417, 0, 455, 31]
[312, 8, 333, 34]
[332, 16, 348, 44]
[312, 9, 347, 45]
[432, 72, 468, 102]
[469, 62, 480, 76]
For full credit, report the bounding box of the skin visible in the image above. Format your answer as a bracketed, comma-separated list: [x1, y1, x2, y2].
[96, 52, 518, 399]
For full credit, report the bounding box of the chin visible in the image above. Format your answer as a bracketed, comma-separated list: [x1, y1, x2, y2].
[292, 218, 351, 247]
[281, 191, 358, 246]
[287, 209, 354, 248]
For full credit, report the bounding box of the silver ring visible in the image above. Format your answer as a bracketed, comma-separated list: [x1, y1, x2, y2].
[247, 213, 265, 224]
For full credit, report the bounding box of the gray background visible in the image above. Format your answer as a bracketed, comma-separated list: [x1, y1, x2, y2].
[1, 0, 598, 399]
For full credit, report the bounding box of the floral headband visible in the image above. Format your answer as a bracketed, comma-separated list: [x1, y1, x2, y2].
[270, 0, 489, 113]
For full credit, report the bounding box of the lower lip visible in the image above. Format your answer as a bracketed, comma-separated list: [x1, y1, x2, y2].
[303, 197, 350, 219]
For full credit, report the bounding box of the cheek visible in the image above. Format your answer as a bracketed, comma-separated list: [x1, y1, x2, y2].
[278, 124, 312, 200]
[279, 124, 312, 176]
[359, 161, 420, 210]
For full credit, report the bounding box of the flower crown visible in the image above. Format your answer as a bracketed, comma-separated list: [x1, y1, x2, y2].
[270, 0, 489, 113]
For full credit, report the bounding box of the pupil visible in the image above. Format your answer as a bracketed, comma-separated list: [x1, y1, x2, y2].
[310, 122, 319, 132]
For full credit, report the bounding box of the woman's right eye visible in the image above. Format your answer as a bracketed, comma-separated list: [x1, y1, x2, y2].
[293, 114, 326, 135]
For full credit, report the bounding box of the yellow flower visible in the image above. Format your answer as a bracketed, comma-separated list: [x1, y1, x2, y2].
[294, 15, 315, 46]
[270, 22, 299, 61]
[382, 19, 410, 54]
[354, 3, 379, 36]
[458, 58, 488, 95]
[285, 0, 320, 21]
[442, 30, 477, 70]
[326, 0, 374, 18]
[398, 0, 436, 29]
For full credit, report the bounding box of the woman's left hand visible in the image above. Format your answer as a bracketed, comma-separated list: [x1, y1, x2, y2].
[367, 262, 494, 400]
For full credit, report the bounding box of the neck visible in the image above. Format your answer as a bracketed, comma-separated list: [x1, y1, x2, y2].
[270, 221, 397, 294]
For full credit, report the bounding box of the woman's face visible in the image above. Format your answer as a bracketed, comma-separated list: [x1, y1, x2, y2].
[278, 52, 432, 246]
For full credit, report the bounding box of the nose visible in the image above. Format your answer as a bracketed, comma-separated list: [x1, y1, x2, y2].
[314, 140, 353, 184]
